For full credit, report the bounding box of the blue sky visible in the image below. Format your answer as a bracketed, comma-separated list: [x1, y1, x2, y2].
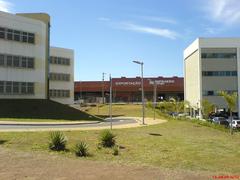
[1, 0, 240, 81]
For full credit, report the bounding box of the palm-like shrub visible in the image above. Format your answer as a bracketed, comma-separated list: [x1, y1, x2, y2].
[49, 131, 67, 151]
[100, 130, 116, 147]
[74, 141, 89, 157]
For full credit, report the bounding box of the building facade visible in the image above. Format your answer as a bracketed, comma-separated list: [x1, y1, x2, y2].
[184, 38, 240, 117]
[49, 47, 74, 104]
[75, 77, 184, 103]
[0, 11, 74, 104]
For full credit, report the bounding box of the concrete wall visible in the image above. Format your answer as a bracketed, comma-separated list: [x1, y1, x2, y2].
[0, 11, 47, 99]
[184, 49, 201, 109]
[50, 47, 74, 104]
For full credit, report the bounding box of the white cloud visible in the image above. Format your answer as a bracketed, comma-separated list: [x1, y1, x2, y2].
[140, 16, 177, 24]
[204, 0, 240, 25]
[119, 22, 178, 39]
[0, 0, 13, 12]
[97, 17, 111, 22]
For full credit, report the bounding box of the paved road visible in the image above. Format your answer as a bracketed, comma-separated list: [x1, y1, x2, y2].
[0, 118, 138, 131]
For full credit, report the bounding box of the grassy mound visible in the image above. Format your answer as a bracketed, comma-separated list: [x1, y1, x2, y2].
[0, 99, 101, 121]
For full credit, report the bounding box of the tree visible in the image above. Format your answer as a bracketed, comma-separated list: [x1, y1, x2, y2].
[201, 99, 215, 119]
[218, 91, 238, 135]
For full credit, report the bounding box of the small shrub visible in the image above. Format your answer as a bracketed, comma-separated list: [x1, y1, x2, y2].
[112, 145, 119, 156]
[74, 141, 89, 157]
[100, 130, 116, 147]
[49, 131, 67, 151]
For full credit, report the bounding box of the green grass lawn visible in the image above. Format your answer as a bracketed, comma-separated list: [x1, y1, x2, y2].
[0, 112, 240, 174]
[86, 104, 162, 119]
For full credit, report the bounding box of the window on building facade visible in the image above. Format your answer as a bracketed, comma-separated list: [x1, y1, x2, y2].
[0, 27, 5, 39]
[50, 56, 71, 66]
[13, 30, 20, 41]
[7, 29, 13, 40]
[49, 89, 70, 98]
[0, 54, 4, 66]
[202, 71, 237, 76]
[28, 33, 35, 44]
[0, 26, 35, 44]
[0, 81, 34, 95]
[7, 55, 13, 66]
[13, 56, 20, 67]
[201, 53, 237, 59]
[0, 81, 4, 93]
[0, 54, 34, 69]
[49, 73, 70, 81]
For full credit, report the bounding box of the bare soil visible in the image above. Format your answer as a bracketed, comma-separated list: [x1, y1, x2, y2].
[0, 148, 211, 180]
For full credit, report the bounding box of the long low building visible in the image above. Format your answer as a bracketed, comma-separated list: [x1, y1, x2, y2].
[75, 76, 184, 103]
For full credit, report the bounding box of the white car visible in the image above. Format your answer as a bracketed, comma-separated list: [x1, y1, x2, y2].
[228, 119, 240, 128]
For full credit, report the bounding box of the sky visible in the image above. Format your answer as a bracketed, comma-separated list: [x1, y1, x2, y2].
[0, 0, 240, 81]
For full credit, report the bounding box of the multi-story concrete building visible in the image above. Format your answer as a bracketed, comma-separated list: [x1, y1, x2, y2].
[184, 38, 240, 117]
[0, 11, 74, 104]
[49, 47, 74, 104]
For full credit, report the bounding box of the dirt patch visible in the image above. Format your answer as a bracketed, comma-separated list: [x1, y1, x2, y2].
[0, 147, 211, 180]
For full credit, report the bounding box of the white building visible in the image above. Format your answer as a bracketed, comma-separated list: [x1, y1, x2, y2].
[184, 38, 240, 117]
[0, 11, 74, 104]
[49, 47, 74, 104]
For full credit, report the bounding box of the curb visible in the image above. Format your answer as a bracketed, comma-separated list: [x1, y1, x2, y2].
[0, 121, 101, 126]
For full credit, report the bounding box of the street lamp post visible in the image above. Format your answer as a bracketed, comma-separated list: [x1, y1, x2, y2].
[102, 72, 106, 104]
[109, 74, 113, 129]
[133, 60, 145, 125]
[153, 80, 157, 120]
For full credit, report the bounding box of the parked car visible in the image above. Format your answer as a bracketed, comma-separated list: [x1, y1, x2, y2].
[228, 119, 240, 129]
[212, 117, 229, 127]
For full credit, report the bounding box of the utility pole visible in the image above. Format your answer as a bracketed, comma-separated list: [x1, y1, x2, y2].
[102, 72, 106, 104]
[109, 74, 113, 129]
[153, 80, 157, 120]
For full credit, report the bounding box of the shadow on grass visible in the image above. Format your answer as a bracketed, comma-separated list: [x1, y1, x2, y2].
[149, 133, 162, 136]
[0, 140, 8, 145]
[0, 99, 102, 121]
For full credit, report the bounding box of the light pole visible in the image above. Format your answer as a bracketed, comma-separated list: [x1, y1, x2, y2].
[153, 80, 157, 120]
[102, 72, 106, 104]
[133, 60, 145, 125]
[109, 74, 113, 129]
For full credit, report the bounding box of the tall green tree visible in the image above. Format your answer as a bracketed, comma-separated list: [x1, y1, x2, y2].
[219, 91, 238, 135]
[201, 99, 215, 119]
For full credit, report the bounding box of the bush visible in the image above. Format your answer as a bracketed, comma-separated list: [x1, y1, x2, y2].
[112, 145, 119, 156]
[100, 130, 116, 147]
[74, 141, 89, 157]
[49, 131, 67, 151]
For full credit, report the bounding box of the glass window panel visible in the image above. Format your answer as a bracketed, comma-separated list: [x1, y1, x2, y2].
[0, 27, 5, 39]
[27, 82, 34, 94]
[7, 29, 13, 40]
[0, 81, 4, 93]
[21, 82, 27, 94]
[6, 81, 12, 93]
[13, 82, 19, 93]
[0, 54, 5, 66]
[27, 58, 34, 68]
[13, 30, 20, 41]
[28, 33, 35, 44]
[22, 32, 28, 42]
[13, 56, 20, 67]
[21, 57, 27, 68]
[7, 55, 13, 66]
